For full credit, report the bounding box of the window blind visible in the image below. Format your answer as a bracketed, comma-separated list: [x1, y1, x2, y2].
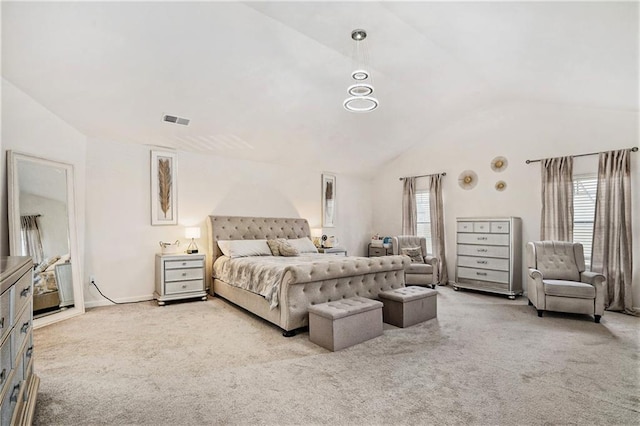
[415, 190, 432, 254]
[573, 174, 597, 268]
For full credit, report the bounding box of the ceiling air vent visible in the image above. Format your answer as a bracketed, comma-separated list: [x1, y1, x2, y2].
[162, 114, 190, 126]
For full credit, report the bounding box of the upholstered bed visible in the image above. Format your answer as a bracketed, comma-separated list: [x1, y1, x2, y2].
[207, 215, 409, 335]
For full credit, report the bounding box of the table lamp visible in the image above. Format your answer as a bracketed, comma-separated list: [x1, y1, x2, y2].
[185, 227, 201, 254]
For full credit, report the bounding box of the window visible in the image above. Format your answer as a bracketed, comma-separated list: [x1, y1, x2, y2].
[415, 190, 432, 254]
[573, 174, 597, 268]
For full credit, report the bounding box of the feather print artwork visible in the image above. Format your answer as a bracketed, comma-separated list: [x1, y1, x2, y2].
[158, 158, 172, 218]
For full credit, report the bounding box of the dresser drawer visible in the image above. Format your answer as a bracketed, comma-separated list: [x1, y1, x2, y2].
[490, 221, 510, 233]
[165, 259, 203, 270]
[0, 336, 11, 394]
[457, 244, 510, 258]
[458, 233, 509, 246]
[458, 266, 509, 284]
[369, 247, 388, 257]
[457, 222, 474, 233]
[0, 289, 12, 343]
[458, 256, 510, 271]
[12, 272, 31, 324]
[165, 279, 203, 295]
[11, 303, 31, 363]
[473, 222, 490, 233]
[165, 268, 203, 282]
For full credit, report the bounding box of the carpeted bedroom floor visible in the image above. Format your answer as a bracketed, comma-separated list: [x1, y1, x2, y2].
[33, 286, 639, 425]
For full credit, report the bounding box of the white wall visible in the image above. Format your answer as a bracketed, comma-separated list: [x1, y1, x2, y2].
[0, 79, 87, 269]
[83, 138, 373, 306]
[371, 100, 640, 307]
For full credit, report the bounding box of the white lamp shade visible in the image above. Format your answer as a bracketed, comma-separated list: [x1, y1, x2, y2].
[185, 227, 201, 239]
[310, 228, 323, 238]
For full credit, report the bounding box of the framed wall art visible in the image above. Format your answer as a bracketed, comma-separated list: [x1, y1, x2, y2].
[322, 173, 336, 228]
[151, 150, 177, 225]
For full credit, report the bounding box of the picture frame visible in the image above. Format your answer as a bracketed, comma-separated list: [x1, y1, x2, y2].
[151, 150, 177, 225]
[322, 173, 336, 228]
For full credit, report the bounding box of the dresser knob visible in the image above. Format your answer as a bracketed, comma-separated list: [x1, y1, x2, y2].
[21, 286, 31, 297]
[182, 284, 187, 289]
[21, 322, 30, 333]
[0, 317, 4, 329]
[476, 272, 487, 276]
[0, 369, 5, 385]
[182, 262, 187, 266]
[182, 272, 187, 277]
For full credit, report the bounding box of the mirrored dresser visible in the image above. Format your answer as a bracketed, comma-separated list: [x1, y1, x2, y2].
[0, 256, 39, 425]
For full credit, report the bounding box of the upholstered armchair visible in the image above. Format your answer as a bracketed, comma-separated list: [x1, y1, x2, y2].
[526, 241, 605, 323]
[392, 236, 439, 288]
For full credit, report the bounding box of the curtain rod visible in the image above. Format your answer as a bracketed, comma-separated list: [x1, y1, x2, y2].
[399, 172, 446, 181]
[525, 147, 638, 164]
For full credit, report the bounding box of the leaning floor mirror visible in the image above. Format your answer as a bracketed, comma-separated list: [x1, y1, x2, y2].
[7, 151, 85, 328]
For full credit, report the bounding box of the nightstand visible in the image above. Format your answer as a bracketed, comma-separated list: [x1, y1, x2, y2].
[317, 247, 348, 256]
[154, 254, 207, 305]
[368, 244, 393, 257]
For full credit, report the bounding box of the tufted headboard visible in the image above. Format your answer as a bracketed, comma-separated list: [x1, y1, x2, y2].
[207, 215, 311, 264]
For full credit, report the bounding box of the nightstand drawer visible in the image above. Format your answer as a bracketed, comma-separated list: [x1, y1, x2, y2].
[165, 259, 203, 270]
[165, 280, 203, 294]
[165, 268, 203, 282]
[369, 247, 387, 256]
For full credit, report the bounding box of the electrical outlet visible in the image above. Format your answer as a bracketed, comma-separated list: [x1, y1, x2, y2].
[89, 275, 95, 284]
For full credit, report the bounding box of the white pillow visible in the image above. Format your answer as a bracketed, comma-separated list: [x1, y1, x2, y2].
[288, 237, 319, 254]
[217, 239, 272, 258]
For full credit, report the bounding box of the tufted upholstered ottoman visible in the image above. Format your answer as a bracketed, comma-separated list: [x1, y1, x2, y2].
[308, 297, 383, 351]
[378, 286, 437, 328]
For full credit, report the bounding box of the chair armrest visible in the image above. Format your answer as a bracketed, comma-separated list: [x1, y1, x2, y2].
[580, 271, 606, 286]
[528, 268, 543, 280]
[581, 271, 606, 316]
[527, 268, 546, 310]
[423, 255, 439, 285]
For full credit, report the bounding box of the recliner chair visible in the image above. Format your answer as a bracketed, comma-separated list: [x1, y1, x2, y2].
[526, 241, 605, 323]
[392, 236, 439, 288]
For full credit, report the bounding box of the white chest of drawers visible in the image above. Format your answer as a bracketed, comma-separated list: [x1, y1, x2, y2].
[154, 254, 207, 306]
[454, 217, 522, 299]
[0, 256, 39, 425]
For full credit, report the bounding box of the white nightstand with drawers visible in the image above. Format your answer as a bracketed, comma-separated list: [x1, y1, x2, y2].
[454, 217, 522, 299]
[154, 254, 207, 305]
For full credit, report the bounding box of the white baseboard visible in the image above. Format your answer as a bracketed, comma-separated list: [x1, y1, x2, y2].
[84, 294, 154, 309]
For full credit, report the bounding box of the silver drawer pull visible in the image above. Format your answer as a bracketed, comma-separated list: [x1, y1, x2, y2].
[21, 286, 31, 297]
[10, 384, 20, 402]
[476, 272, 488, 276]
[21, 322, 30, 333]
[477, 237, 488, 241]
[477, 249, 488, 253]
[182, 262, 187, 266]
[0, 317, 4, 329]
[26, 346, 34, 358]
[477, 260, 488, 264]
[181, 272, 187, 277]
[181, 284, 187, 289]
[0, 368, 5, 385]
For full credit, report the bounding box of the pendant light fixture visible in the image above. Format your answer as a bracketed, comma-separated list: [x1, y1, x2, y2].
[343, 29, 379, 112]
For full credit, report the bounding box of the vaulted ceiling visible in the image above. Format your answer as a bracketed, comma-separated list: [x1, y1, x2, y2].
[2, 1, 637, 176]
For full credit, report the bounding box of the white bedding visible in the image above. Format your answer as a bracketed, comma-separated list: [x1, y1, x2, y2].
[213, 254, 336, 309]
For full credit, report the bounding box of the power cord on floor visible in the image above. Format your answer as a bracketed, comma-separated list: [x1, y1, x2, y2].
[91, 279, 153, 305]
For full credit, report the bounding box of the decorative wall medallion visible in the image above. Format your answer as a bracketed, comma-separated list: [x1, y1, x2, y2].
[495, 180, 507, 191]
[491, 156, 508, 172]
[458, 170, 478, 190]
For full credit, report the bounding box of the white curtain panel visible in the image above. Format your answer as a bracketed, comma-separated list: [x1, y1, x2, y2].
[402, 177, 417, 236]
[429, 174, 448, 285]
[20, 215, 44, 265]
[540, 156, 574, 241]
[591, 149, 636, 314]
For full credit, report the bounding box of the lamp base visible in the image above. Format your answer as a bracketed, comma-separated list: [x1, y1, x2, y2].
[187, 239, 199, 254]
[186, 249, 199, 254]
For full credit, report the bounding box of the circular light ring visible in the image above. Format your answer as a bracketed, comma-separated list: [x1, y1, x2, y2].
[351, 29, 367, 41]
[343, 96, 379, 112]
[347, 84, 374, 96]
[351, 69, 369, 81]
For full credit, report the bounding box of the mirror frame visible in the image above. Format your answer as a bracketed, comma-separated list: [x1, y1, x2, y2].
[7, 151, 85, 328]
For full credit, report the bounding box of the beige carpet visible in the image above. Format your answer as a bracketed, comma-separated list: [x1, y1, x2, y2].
[33, 287, 639, 425]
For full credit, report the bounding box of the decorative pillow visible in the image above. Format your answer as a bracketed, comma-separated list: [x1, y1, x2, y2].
[287, 237, 318, 254]
[217, 239, 272, 258]
[401, 247, 424, 263]
[267, 238, 299, 257]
